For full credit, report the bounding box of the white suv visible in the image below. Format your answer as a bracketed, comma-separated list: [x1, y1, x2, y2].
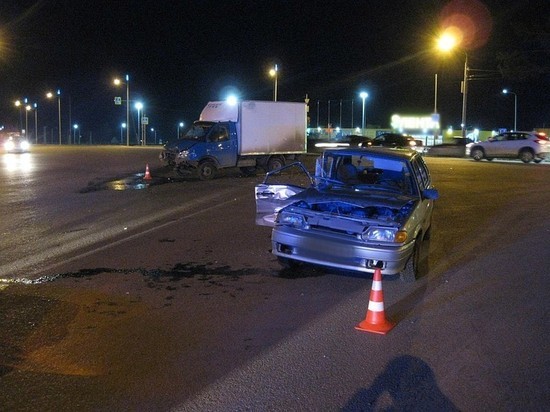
[470, 131, 549, 163]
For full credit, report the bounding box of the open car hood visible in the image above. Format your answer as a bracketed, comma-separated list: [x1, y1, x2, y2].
[294, 187, 416, 209]
[255, 185, 418, 227]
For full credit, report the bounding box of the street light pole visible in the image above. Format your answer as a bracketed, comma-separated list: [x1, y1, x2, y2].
[135, 102, 143, 145]
[269, 64, 278, 101]
[125, 75, 130, 146]
[47, 90, 62, 144]
[25, 103, 31, 137]
[33, 103, 38, 144]
[121, 123, 126, 144]
[461, 53, 469, 138]
[360, 91, 368, 136]
[502, 89, 518, 131]
[114, 76, 130, 146]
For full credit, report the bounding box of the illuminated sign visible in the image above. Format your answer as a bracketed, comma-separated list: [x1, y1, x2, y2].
[391, 114, 440, 131]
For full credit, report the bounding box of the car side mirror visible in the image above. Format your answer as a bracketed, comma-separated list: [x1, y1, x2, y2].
[423, 188, 439, 200]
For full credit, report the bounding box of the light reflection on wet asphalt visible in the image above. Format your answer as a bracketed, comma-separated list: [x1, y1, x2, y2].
[79, 172, 185, 192]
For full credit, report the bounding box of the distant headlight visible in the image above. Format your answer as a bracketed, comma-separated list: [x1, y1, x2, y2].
[277, 212, 307, 228]
[362, 227, 407, 243]
[5, 141, 15, 151]
[20, 141, 30, 150]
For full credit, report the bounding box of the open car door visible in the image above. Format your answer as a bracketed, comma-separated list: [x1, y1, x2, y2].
[254, 162, 313, 227]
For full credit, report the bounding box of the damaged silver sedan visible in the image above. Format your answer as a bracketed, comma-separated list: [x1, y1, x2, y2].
[255, 148, 438, 281]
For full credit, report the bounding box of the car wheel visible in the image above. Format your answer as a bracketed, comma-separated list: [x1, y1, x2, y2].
[197, 161, 217, 180]
[423, 225, 432, 240]
[519, 149, 534, 163]
[471, 148, 484, 161]
[400, 237, 422, 282]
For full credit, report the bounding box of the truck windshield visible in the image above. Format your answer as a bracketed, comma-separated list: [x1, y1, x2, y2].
[184, 122, 214, 141]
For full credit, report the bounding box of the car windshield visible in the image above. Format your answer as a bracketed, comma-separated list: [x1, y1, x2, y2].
[316, 152, 415, 196]
[183, 122, 214, 141]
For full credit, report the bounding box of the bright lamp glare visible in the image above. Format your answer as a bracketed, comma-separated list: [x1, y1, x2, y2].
[437, 33, 456, 51]
[226, 95, 238, 106]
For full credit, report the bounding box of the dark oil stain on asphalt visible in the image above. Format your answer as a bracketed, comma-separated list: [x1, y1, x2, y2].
[12, 260, 327, 286]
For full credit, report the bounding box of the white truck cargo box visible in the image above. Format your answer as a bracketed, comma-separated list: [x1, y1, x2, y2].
[200, 100, 306, 155]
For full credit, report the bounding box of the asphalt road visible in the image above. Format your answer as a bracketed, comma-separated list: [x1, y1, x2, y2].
[0, 146, 549, 411]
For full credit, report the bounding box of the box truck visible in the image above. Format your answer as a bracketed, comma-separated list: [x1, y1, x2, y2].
[159, 100, 307, 180]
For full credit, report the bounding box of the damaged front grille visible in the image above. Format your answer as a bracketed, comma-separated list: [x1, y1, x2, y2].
[281, 200, 412, 237]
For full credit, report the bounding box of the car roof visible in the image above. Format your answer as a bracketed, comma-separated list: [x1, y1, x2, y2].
[375, 132, 414, 139]
[321, 146, 418, 161]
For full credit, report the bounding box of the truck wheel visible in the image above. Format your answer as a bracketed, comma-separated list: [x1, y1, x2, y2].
[197, 161, 217, 180]
[267, 156, 285, 172]
[240, 166, 257, 176]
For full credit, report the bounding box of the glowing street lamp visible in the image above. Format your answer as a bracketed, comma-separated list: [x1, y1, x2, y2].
[177, 122, 184, 138]
[114, 74, 130, 146]
[73, 124, 78, 144]
[359, 91, 368, 136]
[46, 90, 62, 144]
[269, 64, 279, 101]
[502, 89, 518, 131]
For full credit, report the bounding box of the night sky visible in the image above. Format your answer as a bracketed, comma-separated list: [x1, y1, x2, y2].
[0, 0, 548, 143]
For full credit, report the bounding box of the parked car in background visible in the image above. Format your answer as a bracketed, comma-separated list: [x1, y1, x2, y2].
[347, 134, 372, 147]
[3, 135, 30, 153]
[469, 131, 549, 163]
[367, 132, 420, 152]
[427, 137, 474, 157]
[255, 147, 438, 282]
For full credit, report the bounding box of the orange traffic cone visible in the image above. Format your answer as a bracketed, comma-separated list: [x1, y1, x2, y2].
[355, 268, 394, 335]
[144, 163, 152, 180]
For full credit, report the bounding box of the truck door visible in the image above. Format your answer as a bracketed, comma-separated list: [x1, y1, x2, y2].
[206, 124, 237, 168]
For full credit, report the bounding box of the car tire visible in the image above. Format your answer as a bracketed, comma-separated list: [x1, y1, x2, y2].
[471, 148, 484, 161]
[197, 160, 217, 180]
[240, 166, 258, 176]
[400, 238, 422, 282]
[519, 149, 534, 163]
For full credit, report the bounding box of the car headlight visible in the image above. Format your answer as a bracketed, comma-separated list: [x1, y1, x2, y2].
[177, 150, 189, 159]
[362, 227, 407, 243]
[277, 212, 308, 228]
[20, 141, 30, 150]
[5, 141, 15, 151]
